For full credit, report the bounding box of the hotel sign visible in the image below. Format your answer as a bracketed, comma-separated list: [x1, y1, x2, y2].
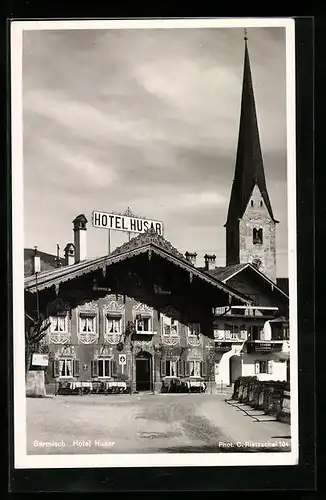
[92, 210, 163, 236]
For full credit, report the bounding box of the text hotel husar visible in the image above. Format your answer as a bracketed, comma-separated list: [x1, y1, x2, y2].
[92, 211, 163, 236]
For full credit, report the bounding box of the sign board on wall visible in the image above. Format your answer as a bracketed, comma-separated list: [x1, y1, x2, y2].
[92, 211, 164, 236]
[119, 354, 127, 366]
[31, 354, 49, 366]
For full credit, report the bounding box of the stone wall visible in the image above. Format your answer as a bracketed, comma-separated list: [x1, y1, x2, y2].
[231, 376, 290, 424]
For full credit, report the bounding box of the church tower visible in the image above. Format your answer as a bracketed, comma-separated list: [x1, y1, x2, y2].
[225, 33, 278, 283]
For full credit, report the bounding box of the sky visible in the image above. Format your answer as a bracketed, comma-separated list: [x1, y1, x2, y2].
[22, 24, 289, 277]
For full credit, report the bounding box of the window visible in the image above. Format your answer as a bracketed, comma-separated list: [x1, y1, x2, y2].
[224, 324, 239, 339]
[136, 316, 151, 333]
[98, 358, 111, 377]
[188, 322, 201, 336]
[51, 314, 67, 332]
[162, 316, 179, 336]
[91, 358, 117, 378]
[54, 358, 79, 378]
[189, 360, 201, 377]
[239, 325, 247, 340]
[251, 200, 254, 207]
[260, 200, 263, 207]
[59, 359, 72, 377]
[107, 315, 122, 334]
[80, 315, 95, 332]
[283, 326, 290, 340]
[253, 228, 263, 245]
[255, 360, 273, 374]
[248, 325, 264, 341]
[165, 360, 178, 377]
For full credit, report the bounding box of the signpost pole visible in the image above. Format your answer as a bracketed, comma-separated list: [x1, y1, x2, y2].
[108, 229, 111, 255]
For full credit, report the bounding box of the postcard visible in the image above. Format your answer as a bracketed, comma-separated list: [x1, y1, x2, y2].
[10, 17, 298, 469]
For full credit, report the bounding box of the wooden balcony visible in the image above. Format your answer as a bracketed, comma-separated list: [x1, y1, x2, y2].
[246, 341, 284, 354]
[214, 341, 234, 353]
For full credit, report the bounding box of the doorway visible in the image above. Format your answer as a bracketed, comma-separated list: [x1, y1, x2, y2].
[229, 355, 242, 384]
[135, 351, 152, 391]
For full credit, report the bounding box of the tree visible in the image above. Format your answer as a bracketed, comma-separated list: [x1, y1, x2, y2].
[25, 311, 51, 374]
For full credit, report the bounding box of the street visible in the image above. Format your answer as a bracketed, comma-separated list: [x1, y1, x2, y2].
[26, 392, 291, 454]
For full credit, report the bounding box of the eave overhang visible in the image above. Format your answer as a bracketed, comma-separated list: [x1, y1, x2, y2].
[24, 242, 251, 306]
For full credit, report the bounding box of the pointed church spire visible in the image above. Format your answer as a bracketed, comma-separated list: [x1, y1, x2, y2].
[225, 33, 278, 226]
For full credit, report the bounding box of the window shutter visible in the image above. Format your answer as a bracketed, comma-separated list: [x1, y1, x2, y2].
[177, 359, 183, 376]
[268, 360, 274, 374]
[73, 359, 80, 377]
[185, 361, 190, 377]
[160, 359, 166, 377]
[255, 361, 260, 374]
[111, 359, 117, 376]
[53, 359, 60, 377]
[91, 360, 98, 378]
[201, 361, 207, 378]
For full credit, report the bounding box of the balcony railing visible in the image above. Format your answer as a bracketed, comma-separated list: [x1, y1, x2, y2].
[246, 341, 283, 354]
[213, 306, 279, 318]
[215, 342, 234, 353]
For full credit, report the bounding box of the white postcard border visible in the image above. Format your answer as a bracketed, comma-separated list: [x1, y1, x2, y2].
[11, 17, 298, 469]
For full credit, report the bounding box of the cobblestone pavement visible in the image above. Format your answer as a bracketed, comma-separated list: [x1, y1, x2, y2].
[26, 393, 291, 454]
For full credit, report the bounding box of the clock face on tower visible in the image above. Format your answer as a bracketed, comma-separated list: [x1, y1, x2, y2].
[252, 258, 262, 270]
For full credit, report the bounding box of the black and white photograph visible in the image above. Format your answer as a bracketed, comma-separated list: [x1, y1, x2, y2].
[11, 17, 298, 469]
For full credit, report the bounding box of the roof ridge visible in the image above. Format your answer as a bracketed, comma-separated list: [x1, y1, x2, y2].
[110, 228, 189, 263]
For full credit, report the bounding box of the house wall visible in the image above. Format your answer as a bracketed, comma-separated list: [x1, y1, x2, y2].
[241, 353, 287, 381]
[42, 293, 215, 393]
[214, 350, 287, 385]
[213, 268, 288, 387]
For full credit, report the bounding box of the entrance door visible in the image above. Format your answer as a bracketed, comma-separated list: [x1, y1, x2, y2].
[136, 352, 152, 391]
[229, 355, 242, 384]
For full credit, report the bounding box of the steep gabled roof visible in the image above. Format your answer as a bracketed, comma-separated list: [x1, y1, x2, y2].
[225, 38, 278, 226]
[24, 229, 251, 305]
[24, 248, 65, 277]
[206, 263, 248, 282]
[207, 262, 288, 299]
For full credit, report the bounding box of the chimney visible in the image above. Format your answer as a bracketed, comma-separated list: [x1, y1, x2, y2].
[33, 246, 41, 274]
[185, 251, 197, 266]
[64, 243, 75, 266]
[204, 253, 216, 271]
[73, 214, 88, 263]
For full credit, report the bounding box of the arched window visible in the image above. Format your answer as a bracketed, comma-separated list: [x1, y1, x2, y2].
[260, 200, 263, 207]
[253, 228, 263, 245]
[251, 200, 254, 207]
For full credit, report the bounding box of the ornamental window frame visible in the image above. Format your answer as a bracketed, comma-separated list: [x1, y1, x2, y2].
[79, 313, 96, 334]
[188, 322, 201, 337]
[50, 313, 69, 333]
[161, 314, 179, 337]
[188, 360, 201, 377]
[106, 315, 123, 335]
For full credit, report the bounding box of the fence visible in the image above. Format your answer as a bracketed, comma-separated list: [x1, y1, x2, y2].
[231, 376, 291, 423]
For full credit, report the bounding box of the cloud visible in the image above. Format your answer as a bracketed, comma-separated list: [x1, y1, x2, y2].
[22, 25, 289, 276]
